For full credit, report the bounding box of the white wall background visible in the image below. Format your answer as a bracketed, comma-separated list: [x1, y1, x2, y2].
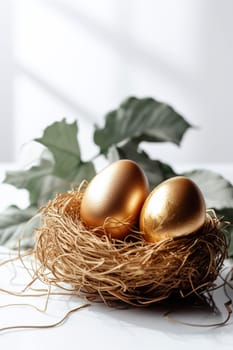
[0, 0, 233, 166]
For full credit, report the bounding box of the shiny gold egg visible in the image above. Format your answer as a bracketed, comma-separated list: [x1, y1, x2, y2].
[139, 176, 206, 242]
[80, 160, 149, 239]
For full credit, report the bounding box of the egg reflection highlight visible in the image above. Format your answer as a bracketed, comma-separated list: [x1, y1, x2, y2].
[139, 176, 206, 243]
[80, 160, 149, 239]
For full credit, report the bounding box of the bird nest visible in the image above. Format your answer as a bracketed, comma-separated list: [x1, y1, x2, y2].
[34, 188, 228, 307]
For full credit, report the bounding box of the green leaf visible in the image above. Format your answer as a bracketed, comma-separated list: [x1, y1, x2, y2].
[4, 120, 97, 207]
[94, 97, 191, 155]
[4, 158, 52, 192]
[4, 150, 71, 206]
[32, 175, 71, 206]
[0, 206, 38, 249]
[184, 169, 233, 209]
[115, 141, 177, 190]
[4, 154, 52, 205]
[35, 119, 81, 180]
[4, 155, 95, 207]
[72, 161, 96, 183]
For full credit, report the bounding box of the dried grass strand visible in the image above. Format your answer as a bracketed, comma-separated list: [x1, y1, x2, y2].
[0, 303, 90, 333]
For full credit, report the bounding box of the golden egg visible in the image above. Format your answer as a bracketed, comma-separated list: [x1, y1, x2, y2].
[80, 160, 149, 239]
[139, 176, 206, 243]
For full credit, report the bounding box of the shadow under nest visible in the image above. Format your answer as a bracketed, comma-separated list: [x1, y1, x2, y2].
[34, 189, 228, 307]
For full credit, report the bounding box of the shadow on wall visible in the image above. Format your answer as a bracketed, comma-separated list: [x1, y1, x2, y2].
[2, 0, 233, 162]
[39, 0, 233, 162]
[42, 0, 197, 94]
[16, 63, 97, 124]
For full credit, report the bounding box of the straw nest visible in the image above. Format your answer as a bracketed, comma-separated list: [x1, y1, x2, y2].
[34, 188, 228, 307]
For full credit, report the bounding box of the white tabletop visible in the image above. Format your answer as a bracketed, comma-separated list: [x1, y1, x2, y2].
[0, 163, 233, 350]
